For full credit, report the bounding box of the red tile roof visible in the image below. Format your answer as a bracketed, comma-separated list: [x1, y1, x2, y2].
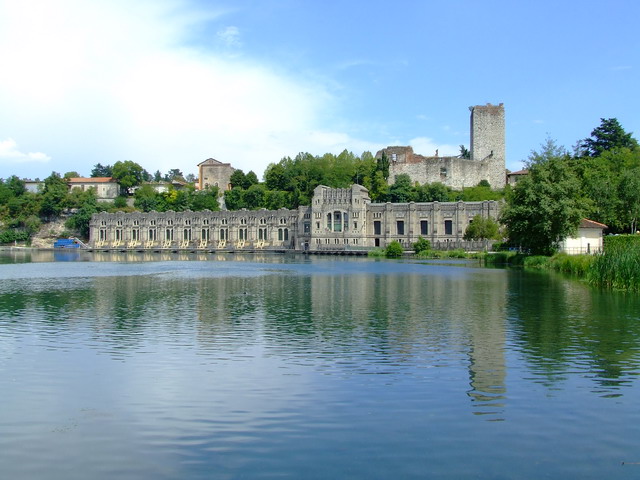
[580, 218, 608, 229]
[67, 177, 116, 183]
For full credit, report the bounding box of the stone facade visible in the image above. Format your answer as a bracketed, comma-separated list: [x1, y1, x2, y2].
[378, 103, 506, 189]
[90, 185, 501, 252]
[198, 158, 235, 191]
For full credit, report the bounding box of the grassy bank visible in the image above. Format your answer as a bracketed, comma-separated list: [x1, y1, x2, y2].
[588, 236, 640, 292]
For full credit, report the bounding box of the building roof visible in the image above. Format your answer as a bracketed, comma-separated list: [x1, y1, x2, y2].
[197, 158, 231, 167]
[68, 177, 117, 184]
[507, 169, 529, 176]
[580, 218, 608, 229]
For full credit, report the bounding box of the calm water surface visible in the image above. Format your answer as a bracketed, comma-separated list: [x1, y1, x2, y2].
[1, 250, 639, 479]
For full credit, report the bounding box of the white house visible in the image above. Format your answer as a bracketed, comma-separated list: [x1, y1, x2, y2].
[560, 219, 608, 255]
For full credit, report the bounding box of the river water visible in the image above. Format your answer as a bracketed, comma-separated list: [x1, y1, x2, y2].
[1, 250, 639, 479]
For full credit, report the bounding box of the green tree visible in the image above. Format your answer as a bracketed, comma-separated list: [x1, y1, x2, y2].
[166, 168, 184, 181]
[243, 183, 267, 209]
[387, 174, 414, 203]
[91, 163, 113, 177]
[463, 215, 501, 241]
[577, 118, 639, 158]
[385, 240, 404, 258]
[65, 189, 98, 238]
[190, 187, 220, 211]
[618, 167, 640, 233]
[39, 172, 69, 219]
[223, 188, 244, 210]
[459, 145, 471, 159]
[229, 169, 247, 189]
[412, 236, 431, 253]
[501, 150, 583, 255]
[376, 151, 390, 180]
[112, 160, 145, 194]
[134, 184, 161, 212]
[245, 171, 259, 188]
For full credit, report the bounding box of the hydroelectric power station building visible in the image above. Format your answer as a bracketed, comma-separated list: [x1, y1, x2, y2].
[90, 184, 500, 252]
[89, 103, 504, 252]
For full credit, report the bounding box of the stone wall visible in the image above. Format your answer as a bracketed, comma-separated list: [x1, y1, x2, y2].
[198, 158, 235, 191]
[379, 103, 506, 189]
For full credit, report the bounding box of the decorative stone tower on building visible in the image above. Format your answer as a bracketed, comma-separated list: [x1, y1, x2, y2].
[378, 103, 506, 189]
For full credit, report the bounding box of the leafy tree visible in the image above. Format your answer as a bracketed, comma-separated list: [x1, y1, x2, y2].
[243, 184, 267, 209]
[65, 189, 98, 237]
[463, 215, 501, 241]
[166, 168, 184, 181]
[153, 170, 163, 182]
[229, 169, 247, 189]
[91, 163, 113, 177]
[385, 240, 404, 258]
[501, 148, 583, 255]
[134, 184, 161, 212]
[618, 167, 640, 233]
[113, 196, 128, 208]
[525, 137, 568, 167]
[223, 188, 244, 210]
[387, 174, 414, 203]
[185, 173, 196, 183]
[189, 187, 220, 211]
[112, 160, 145, 194]
[412, 236, 431, 253]
[63, 171, 80, 179]
[414, 182, 451, 202]
[245, 170, 259, 188]
[264, 163, 288, 190]
[376, 151, 390, 180]
[459, 145, 471, 159]
[39, 172, 68, 219]
[5, 176, 26, 197]
[577, 118, 639, 158]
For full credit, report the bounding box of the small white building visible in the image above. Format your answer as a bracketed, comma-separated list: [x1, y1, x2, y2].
[560, 219, 608, 255]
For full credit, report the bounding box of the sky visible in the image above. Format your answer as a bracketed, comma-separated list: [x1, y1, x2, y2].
[1, 0, 638, 181]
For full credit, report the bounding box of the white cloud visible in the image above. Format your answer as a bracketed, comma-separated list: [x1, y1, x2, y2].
[409, 137, 459, 157]
[217, 26, 241, 48]
[0, 0, 385, 179]
[0, 138, 51, 164]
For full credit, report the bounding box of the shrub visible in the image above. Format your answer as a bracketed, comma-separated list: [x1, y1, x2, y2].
[412, 236, 431, 254]
[385, 241, 404, 258]
[367, 248, 386, 258]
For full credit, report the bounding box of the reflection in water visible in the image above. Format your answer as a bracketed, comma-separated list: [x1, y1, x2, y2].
[1, 252, 640, 479]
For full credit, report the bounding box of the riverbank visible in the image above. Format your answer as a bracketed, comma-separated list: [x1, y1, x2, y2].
[482, 235, 640, 292]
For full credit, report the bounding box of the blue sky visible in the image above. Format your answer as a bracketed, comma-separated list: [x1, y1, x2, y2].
[1, 0, 638, 181]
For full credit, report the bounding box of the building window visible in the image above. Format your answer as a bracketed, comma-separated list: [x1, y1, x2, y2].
[397, 221, 404, 235]
[444, 220, 453, 235]
[421, 220, 428, 236]
[304, 222, 310, 233]
[183, 229, 191, 241]
[165, 228, 174, 241]
[148, 228, 157, 241]
[333, 211, 342, 232]
[201, 228, 209, 241]
[374, 221, 381, 235]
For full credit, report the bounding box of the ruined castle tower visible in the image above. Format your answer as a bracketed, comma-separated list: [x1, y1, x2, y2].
[379, 103, 506, 189]
[470, 103, 505, 189]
